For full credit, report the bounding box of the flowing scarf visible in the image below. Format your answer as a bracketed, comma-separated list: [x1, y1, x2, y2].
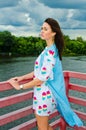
[40, 44, 83, 127]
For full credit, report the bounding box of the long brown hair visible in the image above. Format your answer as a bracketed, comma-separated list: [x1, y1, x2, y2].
[44, 18, 64, 60]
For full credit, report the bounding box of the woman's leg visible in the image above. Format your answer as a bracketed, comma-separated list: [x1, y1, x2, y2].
[35, 113, 53, 130]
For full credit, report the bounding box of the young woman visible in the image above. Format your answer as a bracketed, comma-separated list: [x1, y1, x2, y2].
[8, 18, 83, 130]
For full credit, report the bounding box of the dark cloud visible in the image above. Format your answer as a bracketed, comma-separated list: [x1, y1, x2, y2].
[37, 0, 86, 9]
[0, 0, 20, 8]
[73, 10, 86, 21]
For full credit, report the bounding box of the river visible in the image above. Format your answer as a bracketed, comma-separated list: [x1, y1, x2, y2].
[0, 56, 86, 82]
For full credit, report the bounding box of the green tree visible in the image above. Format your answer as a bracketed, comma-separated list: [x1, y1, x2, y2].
[0, 31, 15, 53]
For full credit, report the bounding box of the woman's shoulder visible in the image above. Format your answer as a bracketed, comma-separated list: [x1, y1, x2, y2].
[46, 44, 58, 57]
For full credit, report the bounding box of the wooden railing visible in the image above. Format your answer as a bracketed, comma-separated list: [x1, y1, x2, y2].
[0, 71, 86, 130]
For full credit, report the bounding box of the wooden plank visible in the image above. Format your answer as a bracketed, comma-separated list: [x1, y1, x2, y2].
[0, 82, 13, 91]
[51, 119, 62, 129]
[0, 78, 33, 91]
[0, 90, 33, 108]
[64, 71, 86, 80]
[9, 118, 37, 130]
[74, 110, 86, 120]
[10, 114, 61, 130]
[0, 106, 33, 126]
[68, 125, 86, 130]
[68, 96, 86, 106]
[69, 83, 86, 92]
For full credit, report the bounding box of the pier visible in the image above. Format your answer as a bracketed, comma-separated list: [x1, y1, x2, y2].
[0, 71, 86, 130]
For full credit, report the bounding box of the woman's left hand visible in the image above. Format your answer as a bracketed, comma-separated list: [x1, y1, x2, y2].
[8, 78, 20, 90]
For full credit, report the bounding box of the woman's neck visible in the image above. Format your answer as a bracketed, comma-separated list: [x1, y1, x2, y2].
[46, 40, 54, 47]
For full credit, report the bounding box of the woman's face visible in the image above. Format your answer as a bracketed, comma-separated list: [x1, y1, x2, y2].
[40, 22, 55, 41]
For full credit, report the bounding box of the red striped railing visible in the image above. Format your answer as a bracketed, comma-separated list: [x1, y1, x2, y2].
[0, 71, 86, 130]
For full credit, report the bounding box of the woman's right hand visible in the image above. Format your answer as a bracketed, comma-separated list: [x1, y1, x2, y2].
[8, 78, 20, 90]
[9, 76, 23, 82]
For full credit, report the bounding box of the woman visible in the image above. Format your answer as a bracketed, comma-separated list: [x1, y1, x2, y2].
[8, 18, 83, 130]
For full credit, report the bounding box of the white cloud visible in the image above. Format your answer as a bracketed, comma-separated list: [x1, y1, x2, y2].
[0, 0, 86, 39]
[67, 9, 74, 19]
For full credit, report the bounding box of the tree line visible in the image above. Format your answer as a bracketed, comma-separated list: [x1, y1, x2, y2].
[0, 31, 86, 56]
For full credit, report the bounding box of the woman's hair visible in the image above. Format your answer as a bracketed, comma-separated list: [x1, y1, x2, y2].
[44, 18, 64, 60]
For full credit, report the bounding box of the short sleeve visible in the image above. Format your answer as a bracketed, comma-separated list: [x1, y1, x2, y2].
[38, 50, 56, 81]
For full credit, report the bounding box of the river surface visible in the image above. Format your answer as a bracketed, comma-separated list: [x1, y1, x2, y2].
[0, 56, 86, 82]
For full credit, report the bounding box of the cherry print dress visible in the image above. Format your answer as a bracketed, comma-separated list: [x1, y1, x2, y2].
[33, 45, 57, 116]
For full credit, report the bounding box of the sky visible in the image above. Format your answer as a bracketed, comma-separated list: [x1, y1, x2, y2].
[0, 0, 86, 39]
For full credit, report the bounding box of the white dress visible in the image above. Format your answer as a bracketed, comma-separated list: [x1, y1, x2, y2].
[33, 46, 57, 116]
[33, 44, 83, 127]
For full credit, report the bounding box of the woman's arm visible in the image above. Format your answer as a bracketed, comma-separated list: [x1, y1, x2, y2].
[8, 78, 43, 90]
[10, 71, 34, 82]
[21, 78, 43, 89]
[18, 71, 34, 81]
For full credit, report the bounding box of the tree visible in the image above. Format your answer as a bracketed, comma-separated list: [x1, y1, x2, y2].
[0, 31, 15, 53]
[76, 37, 83, 42]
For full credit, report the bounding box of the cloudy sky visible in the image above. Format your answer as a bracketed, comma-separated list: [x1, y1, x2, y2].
[0, 0, 86, 39]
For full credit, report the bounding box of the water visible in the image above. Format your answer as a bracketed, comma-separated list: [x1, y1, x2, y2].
[0, 56, 36, 82]
[0, 56, 86, 82]
[0, 56, 86, 129]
